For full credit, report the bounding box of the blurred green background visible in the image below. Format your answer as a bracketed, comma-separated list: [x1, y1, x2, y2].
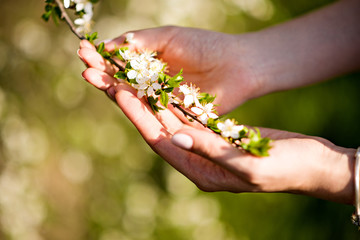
[0, 0, 359, 239]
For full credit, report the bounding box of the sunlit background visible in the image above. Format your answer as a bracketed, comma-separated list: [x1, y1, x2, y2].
[1, 0, 360, 239]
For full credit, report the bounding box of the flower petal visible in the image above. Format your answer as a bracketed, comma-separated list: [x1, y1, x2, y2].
[183, 95, 194, 108]
[64, 0, 71, 8]
[127, 70, 137, 79]
[191, 107, 203, 115]
[208, 113, 218, 119]
[137, 90, 145, 99]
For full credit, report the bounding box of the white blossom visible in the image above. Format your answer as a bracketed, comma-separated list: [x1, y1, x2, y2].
[134, 75, 161, 99]
[65, 0, 94, 34]
[120, 50, 137, 61]
[64, 0, 71, 8]
[179, 84, 200, 108]
[125, 33, 135, 44]
[127, 70, 138, 80]
[217, 119, 244, 139]
[74, 0, 93, 14]
[191, 103, 218, 124]
[120, 50, 165, 99]
[74, 14, 92, 33]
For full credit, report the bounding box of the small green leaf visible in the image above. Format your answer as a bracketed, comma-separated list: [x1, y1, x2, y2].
[114, 71, 127, 80]
[51, 7, 60, 25]
[160, 91, 169, 107]
[207, 118, 221, 133]
[97, 42, 105, 54]
[125, 62, 131, 69]
[101, 51, 111, 59]
[85, 32, 98, 44]
[167, 69, 184, 87]
[147, 96, 163, 113]
[116, 50, 124, 61]
[54, 6, 62, 19]
[163, 87, 174, 93]
[45, 4, 52, 12]
[41, 11, 52, 22]
[128, 78, 138, 84]
[158, 72, 166, 84]
[238, 128, 249, 139]
[198, 92, 216, 105]
[241, 128, 271, 157]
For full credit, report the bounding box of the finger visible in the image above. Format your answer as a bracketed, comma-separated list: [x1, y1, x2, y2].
[79, 40, 96, 50]
[82, 68, 118, 90]
[112, 83, 175, 145]
[110, 84, 230, 184]
[171, 128, 258, 176]
[104, 26, 178, 54]
[78, 48, 117, 76]
[154, 106, 186, 135]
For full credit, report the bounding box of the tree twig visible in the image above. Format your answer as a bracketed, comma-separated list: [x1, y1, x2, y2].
[171, 103, 206, 126]
[53, 0, 124, 71]
[54, 0, 85, 40]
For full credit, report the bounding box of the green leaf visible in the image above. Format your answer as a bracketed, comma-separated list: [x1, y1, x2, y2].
[85, 32, 98, 44]
[45, 4, 52, 12]
[198, 92, 216, 105]
[207, 118, 221, 133]
[54, 6, 62, 20]
[114, 71, 127, 80]
[158, 72, 166, 84]
[101, 51, 112, 59]
[241, 128, 272, 157]
[125, 62, 131, 69]
[97, 42, 105, 54]
[128, 78, 138, 84]
[119, 47, 129, 52]
[160, 91, 169, 107]
[51, 6, 60, 25]
[163, 87, 174, 93]
[147, 96, 163, 113]
[41, 11, 52, 22]
[167, 69, 184, 88]
[238, 127, 249, 139]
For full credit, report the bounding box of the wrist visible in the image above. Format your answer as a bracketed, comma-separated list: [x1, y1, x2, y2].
[300, 144, 356, 204]
[229, 33, 272, 102]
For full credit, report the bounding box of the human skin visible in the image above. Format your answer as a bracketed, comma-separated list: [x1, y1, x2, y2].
[78, 0, 359, 205]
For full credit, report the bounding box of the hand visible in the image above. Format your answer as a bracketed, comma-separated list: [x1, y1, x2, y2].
[80, 26, 264, 114]
[78, 41, 356, 205]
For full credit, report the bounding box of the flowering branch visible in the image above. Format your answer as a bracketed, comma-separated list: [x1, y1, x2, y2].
[42, 0, 124, 71]
[42, 0, 272, 157]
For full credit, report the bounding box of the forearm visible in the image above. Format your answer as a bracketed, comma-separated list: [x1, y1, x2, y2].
[242, 0, 360, 96]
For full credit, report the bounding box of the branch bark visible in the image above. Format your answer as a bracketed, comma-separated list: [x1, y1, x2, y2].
[54, 0, 85, 40]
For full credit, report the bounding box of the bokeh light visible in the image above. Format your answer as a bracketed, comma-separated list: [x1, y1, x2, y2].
[0, 0, 359, 239]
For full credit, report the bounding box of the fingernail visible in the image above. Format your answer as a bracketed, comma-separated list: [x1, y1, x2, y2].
[81, 71, 87, 81]
[77, 49, 85, 62]
[172, 133, 193, 150]
[77, 49, 82, 58]
[106, 86, 116, 101]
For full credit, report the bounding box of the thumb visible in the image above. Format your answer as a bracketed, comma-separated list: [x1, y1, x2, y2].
[171, 128, 253, 171]
[104, 26, 178, 53]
